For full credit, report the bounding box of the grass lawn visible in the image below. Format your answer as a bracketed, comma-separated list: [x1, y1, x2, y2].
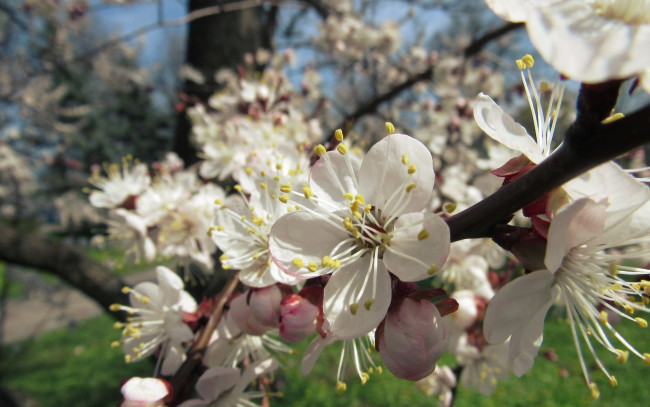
[2, 312, 649, 407]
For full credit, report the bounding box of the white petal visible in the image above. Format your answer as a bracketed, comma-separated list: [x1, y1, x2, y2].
[323, 254, 391, 339]
[544, 198, 606, 272]
[195, 367, 240, 402]
[483, 270, 553, 345]
[156, 266, 184, 306]
[161, 341, 185, 376]
[268, 210, 351, 278]
[526, 0, 650, 83]
[473, 93, 545, 164]
[383, 213, 450, 281]
[508, 301, 548, 377]
[485, 0, 531, 22]
[358, 134, 434, 216]
[310, 151, 359, 209]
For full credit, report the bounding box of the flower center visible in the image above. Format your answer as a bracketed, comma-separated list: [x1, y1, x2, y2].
[590, 0, 650, 25]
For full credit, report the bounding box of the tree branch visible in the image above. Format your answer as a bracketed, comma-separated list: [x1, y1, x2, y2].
[327, 21, 524, 138]
[0, 226, 128, 317]
[447, 101, 650, 241]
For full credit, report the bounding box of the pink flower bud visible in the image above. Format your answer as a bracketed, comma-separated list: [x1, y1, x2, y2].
[120, 377, 171, 407]
[229, 286, 282, 335]
[279, 294, 319, 343]
[377, 297, 449, 381]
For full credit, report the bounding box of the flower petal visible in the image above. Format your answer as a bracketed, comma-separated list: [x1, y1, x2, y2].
[383, 213, 450, 281]
[474, 93, 545, 164]
[483, 270, 553, 345]
[323, 253, 391, 339]
[544, 198, 606, 273]
[268, 210, 352, 278]
[358, 134, 434, 216]
[310, 151, 359, 209]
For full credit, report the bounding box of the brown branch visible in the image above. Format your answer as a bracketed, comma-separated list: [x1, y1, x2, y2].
[170, 271, 240, 406]
[447, 100, 650, 241]
[0, 226, 128, 317]
[327, 21, 524, 139]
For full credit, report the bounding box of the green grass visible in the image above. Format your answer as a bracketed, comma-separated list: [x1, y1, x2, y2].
[2, 313, 649, 407]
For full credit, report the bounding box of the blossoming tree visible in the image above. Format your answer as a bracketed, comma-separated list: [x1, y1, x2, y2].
[2, 0, 650, 406]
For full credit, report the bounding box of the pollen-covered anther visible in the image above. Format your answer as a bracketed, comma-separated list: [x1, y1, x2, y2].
[307, 262, 318, 272]
[214, 198, 222, 205]
[635, 317, 648, 328]
[417, 229, 429, 241]
[336, 381, 347, 392]
[245, 167, 253, 175]
[343, 192, 354, 201]
[337, 143, 349, 155]
[121, 286, 131, 294]
[609, 376, 618, 387]
[407, 164, 416, 174]
[599, 310, 608, 325]
[360, 372, 370, 385]
[335, 129, 344, 141]
[522, 54, 534, 68]
[589, 382, 600, 399]
[109, 304, 121, 312]
[292, 257, 304, 268]
[624, 304, 635, 314]
[280, 184, 292, 193]
[279, 195, 290, 203]
[427, 264, 438, 275]
[314, 144, 327, 157]
[516, 59, 526, 70]
[350, 303, 359, 315]
[364, 299, 375, 311]
[401, 154, 409, 165]
[615, 349, 629, 364]
[609, 262, 618, 276]
[260, 182, 267, 190]
[444, 202, 457, 213]
[405, 182, 416, 192]
[303, 185, 314, 199]
[234, 185, 242, 192]
[385, 122, 395, 135]
[364, 204, 372, 214]
[602, 112, 625, 124]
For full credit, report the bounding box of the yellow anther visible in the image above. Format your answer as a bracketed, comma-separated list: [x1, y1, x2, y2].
[307, 262, 318, 272]
[376, 366, 383, 374]
[635, 317, 648, 328]
[121, 286, 131, 294]
[354, 194, 364, 204]
[589, 382, 600, 399]
[314, 144, 327, 157]
[276, 163, 283, 170]
[599, 310, 609, 325]
[279, 195, 290, 203]
[364, 204, 372, 213]
[624, 304, 634, 315]
[609, 376, 618, 387]
[240, 215, 246, 221]
[428, 264, 438, 275]
[140, 297, 150, 304]
[219, 253, 228, 261]
[336, 381, 347, 392]
[350, 303, 359, 315]
[217, 225, 225, 231]
[343, 217, 354, 231]
[385, 122, 395, 135]
[417, 229, 429, 241]
[292, 258, 304, 268]
[113, 322, 124, 329]
[407, 164, 417, 174]
[109, 304, 121, 312]
[401, 154, 409, 165]
[260, 182, 267, 190]
[643, 353, 650, 365]
[615, 349, 629, 364]
[609, 263, 618, 276]
[602, 112, 625, 124]
[360, 372, 370, 385]
[540, 81, 549, 92]
[343, 192, 354, 201]
[110, 340, 121, 348]
[522, 54, 534, 68]
[515, 59, 526, 70]
[353, 211, 362, 219]
[303, 185, 314, 199]
[274, 175, 280, 182]
[321, 256, 332, 267]
[125, 355, 132, 363]
[214, 198, 223, 205]
[335, 129, 344, 141]
[337, 143, 348, 155]
[280, 184, 292, 193]
[405, 182, 416, 192]
[444, 202, 457, 213]
[245, 167, 253, 175]
[222, 265, 231, 270]
[234, 185, 242, 192]
[364, 299, 375, 311]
